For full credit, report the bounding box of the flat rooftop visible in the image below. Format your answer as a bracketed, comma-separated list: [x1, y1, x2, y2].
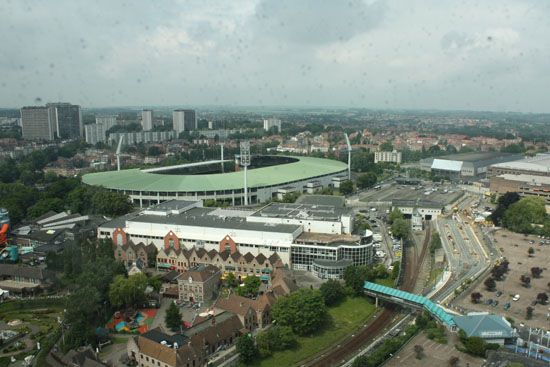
[296, 232, 360, 244]
[392, 199, 444, 209]
[438, 152, 518, 163]
[146, 200, 198, 211]
[491, 153, 550, 173]
[251, 202, 351, 221]
[296, 195, 346, 208]
[102, 207, 301, 234]
[497, 174, 550, 185]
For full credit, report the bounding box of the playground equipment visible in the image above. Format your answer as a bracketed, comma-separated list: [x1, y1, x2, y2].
[0, 209, 18, 262]
[0, 208, 10, 247]
[0, 245, 19, 263]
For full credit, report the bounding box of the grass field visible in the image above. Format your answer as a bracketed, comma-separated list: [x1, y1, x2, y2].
[251, 296, 377, 367]
[374, 277, 396, 288]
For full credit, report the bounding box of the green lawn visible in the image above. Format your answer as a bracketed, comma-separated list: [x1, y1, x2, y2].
[374, 277, 396, 288]
[251, 297, 377, 367]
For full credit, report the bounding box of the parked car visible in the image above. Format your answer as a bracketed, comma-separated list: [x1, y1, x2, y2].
[492, 301, 499, 307]
[531, 300, 538, 306]
[513, 294, 521, 301]
[485, 299, 493, 305]
[504, 302, 511, 310]
[496, 291, 502, 297]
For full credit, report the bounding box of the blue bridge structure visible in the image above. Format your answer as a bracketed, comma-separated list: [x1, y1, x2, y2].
[363, 281, 457, 330]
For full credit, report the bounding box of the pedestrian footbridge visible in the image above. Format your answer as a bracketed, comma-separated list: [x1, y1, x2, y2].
[363, 281, 457, 330]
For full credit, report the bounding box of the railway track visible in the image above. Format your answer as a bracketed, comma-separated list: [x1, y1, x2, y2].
[304, 224, 431, 367]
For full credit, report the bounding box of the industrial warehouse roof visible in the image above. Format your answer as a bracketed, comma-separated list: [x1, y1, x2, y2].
[100, 206, 302, 234]
[436, 152, 518, 163]
[432, 158, 463, 172]
[490, 153, 550, 174]
[82, 156, 347, 193]
[363, 281, 456, 327]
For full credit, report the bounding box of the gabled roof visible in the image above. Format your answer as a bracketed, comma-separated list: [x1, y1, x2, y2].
[243, 252, 255, 263]
[255, 253, 267, 265]
[179, 264, 221, 283]
[453, 313, 516, 339]
[0, 264, 53, 281]
[215, 294, 255, 317]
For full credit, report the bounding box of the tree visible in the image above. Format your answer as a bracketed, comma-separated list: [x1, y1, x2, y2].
[380, 141, 393, 151]
[147, 146, 163, 156]
[236, 334, 257, 363]
[27, 197, 65, 218]
[448, 356, 460, 367]
[491, 262, 508, 280]
[489, 192, 520, 226]
[165, 301, 182, 331]
[237, 276, 261, 298]
[344, 265, 367, 296]
[91, 190, 133, 217]
[391, 218, 410, 240]
[461, 336, 488, 357]
[272, 288, 327, 336]
[281, 192, 300, 203]
[256, 326, 297, 357]
[520, 275, 531, 288]
[148, 246, 158, 268]
[430, 232, 442, 254]
[503, 197, 547, 234]
[470, 292, 482, 304]
[388, 209, 404, 224]
[319, 279, 346, 306]
[528, 247, 535, 257]
[224, 272, 238, 288]
[531, 267, 543, 278]
[536, 292, 548, 305]
[356, 172, 377, 189]
[339, 180, 354, 195]
[414, 345, 424, 360]
[108, 273, 148, 308]
[484, 277, 496, 291]
[526, 306, 534, 320]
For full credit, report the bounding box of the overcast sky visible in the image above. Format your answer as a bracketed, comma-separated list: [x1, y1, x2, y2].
[1, 0, 549, 112]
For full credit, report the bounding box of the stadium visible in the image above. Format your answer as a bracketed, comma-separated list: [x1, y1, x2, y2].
[82, 155, 348, 207]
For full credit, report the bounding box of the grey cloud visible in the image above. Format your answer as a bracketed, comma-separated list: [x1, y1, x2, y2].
[251, 0, 387, 45]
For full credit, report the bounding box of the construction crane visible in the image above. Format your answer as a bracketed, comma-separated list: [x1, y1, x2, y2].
[344, 133, 352, 180]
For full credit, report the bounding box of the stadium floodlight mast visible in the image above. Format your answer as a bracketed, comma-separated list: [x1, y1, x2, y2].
[116, 135, 124, 171]
[220, 143, 225, 173]
[240, 141, 251, 206]
[344, 133, 352, 180]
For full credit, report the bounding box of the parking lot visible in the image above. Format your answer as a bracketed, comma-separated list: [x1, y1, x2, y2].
[385, 331, 482, 367]
[456, 230, 550, 328]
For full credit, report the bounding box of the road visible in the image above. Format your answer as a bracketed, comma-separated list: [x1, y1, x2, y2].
[432, 194, 493, 304]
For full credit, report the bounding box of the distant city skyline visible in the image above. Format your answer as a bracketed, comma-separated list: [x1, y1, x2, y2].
[1, 0, 549, 113]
